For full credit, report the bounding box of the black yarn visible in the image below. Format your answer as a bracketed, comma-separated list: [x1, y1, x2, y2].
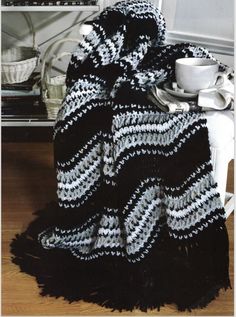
[11, 0, 230, 312]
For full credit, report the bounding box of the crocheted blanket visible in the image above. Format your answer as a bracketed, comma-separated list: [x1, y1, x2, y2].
[11, 0, 230, 312]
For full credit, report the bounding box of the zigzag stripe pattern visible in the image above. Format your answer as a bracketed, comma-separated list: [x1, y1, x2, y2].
[40, 0, 227, 268]
[40, 167, 224, 260]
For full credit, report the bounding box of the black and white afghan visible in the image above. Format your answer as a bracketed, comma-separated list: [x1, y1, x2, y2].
[11, 0, 230, 312]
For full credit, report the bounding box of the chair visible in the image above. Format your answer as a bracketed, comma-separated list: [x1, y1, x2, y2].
[206, 110, 234, 218]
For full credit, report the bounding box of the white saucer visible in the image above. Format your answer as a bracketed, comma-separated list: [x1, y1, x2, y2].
[163, 82, 198, 99]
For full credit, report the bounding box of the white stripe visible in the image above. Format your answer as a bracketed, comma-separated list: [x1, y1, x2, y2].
[166, 187, 221, 218]
[126, 198, 161, 245]
[166, 173, 215, 209]
[112, 111, 184, 133]
[57, 170, 100, 201]
[57, 144, 102, 181]
[57, 157, 101, 189]
[115, 127, 205, 170]
[114, 119, 204, 158]
[167, 197, 223, 231]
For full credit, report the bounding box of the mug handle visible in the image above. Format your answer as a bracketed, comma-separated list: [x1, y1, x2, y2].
[214, 71, 228, 87]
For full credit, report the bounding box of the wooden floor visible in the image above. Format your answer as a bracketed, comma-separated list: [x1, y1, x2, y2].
[2, 142, 234, 316]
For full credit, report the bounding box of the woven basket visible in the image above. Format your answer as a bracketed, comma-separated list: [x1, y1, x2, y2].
[1, 13, 40, 84]
[41, 38, 81, 120]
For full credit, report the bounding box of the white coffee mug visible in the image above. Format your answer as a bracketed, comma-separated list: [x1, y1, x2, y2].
[175, 58, 227, 93]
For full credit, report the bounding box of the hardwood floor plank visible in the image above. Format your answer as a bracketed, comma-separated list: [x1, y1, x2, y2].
[2, 142, 234, 316]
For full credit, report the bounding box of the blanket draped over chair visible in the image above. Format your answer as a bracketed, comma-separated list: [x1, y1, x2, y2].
[11, 0, 230, 312]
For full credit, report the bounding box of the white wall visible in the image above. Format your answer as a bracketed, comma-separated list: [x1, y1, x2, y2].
[162, 0, 234, 67]
[163, 0, 233, 39]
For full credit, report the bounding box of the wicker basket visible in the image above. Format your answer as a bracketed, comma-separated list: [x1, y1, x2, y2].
[41, 38, 81, 120]
[1, 13, 40, 84]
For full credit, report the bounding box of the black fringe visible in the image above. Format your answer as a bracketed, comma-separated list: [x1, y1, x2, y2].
[11, 201, 231, 312]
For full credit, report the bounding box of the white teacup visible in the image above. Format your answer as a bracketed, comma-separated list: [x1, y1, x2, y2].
[175, 58, 226, 93]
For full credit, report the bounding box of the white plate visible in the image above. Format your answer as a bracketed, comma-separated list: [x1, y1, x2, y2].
[163, 82, 198, 99]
